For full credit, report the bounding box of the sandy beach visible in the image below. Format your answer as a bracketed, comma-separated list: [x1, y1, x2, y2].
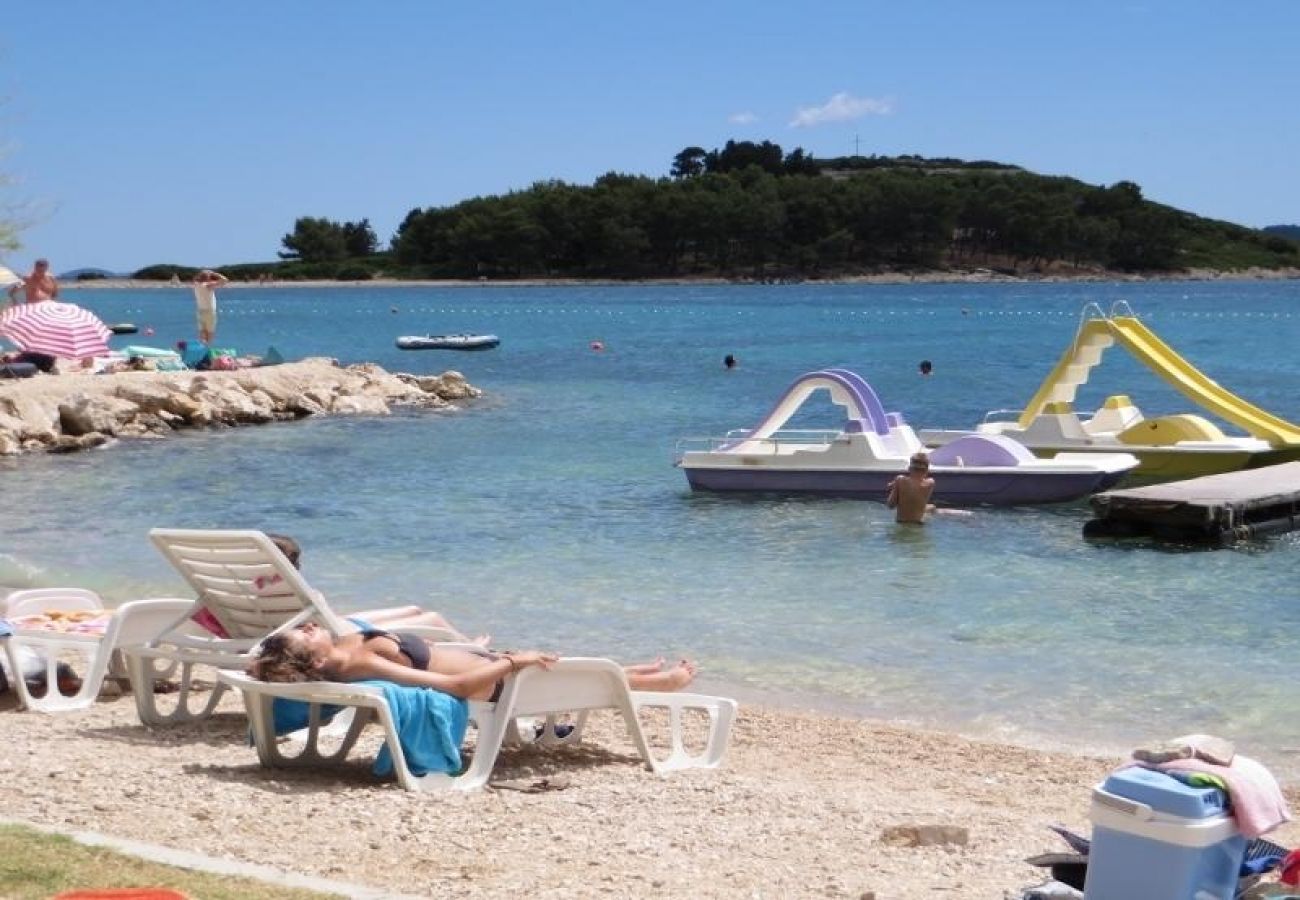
[3, 687, 1297, 899]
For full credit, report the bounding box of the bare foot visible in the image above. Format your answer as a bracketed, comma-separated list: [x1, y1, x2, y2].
[626, 659, 697, 692]
[664, 659, 698, 690]
[623, 656, 665, 675]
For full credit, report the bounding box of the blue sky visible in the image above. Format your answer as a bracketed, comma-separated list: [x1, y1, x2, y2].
[3, 2, 1297, 273]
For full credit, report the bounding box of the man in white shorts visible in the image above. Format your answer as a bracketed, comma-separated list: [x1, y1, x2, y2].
[191, 268, 228, 343]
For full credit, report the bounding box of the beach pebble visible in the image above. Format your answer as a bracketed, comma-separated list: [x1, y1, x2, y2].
[879, 824, 970, 847]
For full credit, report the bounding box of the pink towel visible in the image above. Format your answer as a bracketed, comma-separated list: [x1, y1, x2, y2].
[1143, 754, 1292, 838]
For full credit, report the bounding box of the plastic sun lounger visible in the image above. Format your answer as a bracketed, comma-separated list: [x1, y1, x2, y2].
[1, 588, 191, 713]
[218, 654, 737, 792]
[139, 528, 738, 787]
[122, 528, 360, 725]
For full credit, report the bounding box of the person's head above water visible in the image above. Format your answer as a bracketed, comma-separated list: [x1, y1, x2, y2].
[724, 354, 737, 369]
[918, 359, 933, 375]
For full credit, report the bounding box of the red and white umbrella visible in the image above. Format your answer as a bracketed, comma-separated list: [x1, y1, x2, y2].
[0, 301, 111, 359]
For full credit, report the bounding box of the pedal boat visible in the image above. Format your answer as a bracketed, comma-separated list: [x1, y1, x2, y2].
[675, 368, 1138, 506]
[919, 303, 1300, 483]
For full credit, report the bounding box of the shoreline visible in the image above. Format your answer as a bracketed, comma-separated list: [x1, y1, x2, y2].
[7, 689, 1295, 898]
[59, 266, 1300, 291]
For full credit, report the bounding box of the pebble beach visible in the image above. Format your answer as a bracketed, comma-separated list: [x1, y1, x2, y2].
[18, 688, 1296, 899]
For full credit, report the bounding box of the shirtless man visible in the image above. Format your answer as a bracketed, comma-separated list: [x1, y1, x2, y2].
[886, 451, 936, 524]
[7, 258, 59, 305]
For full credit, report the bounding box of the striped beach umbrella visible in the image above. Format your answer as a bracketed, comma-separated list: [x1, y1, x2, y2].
[0, 301, 111, 359]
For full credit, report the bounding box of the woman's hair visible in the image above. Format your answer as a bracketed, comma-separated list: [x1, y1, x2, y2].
[265, 532, 302, 569]
[248, 631, 319, 682]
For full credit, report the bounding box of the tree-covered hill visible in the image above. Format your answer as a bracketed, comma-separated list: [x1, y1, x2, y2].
[135, 140, 1300, 281]
[1263, 224, 1300, 242]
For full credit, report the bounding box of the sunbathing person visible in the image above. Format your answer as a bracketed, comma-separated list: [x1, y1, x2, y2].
[249, 622, 698, 701]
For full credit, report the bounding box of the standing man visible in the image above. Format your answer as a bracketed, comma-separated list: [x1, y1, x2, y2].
[192, 268, 228, 344]
[886, 451, 936, 524]
[7, 258, 60, 305]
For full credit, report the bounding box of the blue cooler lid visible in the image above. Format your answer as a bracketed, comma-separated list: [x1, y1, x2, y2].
[1101, 767, 1228, 819]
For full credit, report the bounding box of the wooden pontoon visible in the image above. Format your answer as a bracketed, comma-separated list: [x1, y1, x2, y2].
[1084, 462, 1300, 545]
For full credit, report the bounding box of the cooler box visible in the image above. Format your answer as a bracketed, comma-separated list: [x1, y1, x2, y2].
[1084, 767, 1246, 900]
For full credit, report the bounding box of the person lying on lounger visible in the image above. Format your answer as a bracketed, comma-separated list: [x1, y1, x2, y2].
[248, 622, 698, 702]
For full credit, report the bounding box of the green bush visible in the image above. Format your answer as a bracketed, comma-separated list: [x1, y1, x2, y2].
[335, 264, 374, 281]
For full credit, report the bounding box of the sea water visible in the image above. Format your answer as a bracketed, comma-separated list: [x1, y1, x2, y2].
[3, 280, 1299, 769]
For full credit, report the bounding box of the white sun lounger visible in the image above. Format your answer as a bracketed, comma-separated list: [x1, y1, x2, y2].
[122, 528, 357, 725]
[218, 655, 737, 791]
[137, 527, 737, 786]
[1, 588, 192, 713]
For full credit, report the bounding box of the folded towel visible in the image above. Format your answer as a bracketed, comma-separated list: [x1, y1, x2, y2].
[1142, 754, 1292, 839]
[1132, 733, 1235, 766]
[361, 680, 469, 778]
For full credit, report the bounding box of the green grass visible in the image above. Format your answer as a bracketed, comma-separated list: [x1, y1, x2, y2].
[0, 824, 339, 900]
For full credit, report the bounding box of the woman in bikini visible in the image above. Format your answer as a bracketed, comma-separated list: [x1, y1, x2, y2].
[248, 621, 698, 701]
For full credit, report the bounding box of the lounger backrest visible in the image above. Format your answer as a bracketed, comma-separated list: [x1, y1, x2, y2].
[149, 528, 348, 640]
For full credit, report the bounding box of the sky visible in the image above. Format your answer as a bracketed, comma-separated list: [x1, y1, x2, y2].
[2, 1, 1298, 274]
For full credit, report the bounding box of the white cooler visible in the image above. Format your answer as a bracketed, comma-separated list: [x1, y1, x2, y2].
[1083, 767, 1246, 900]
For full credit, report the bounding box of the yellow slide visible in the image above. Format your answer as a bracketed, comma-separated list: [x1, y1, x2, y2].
[1017, 314, 1300, 446]
[1106, 316, 1300, 446]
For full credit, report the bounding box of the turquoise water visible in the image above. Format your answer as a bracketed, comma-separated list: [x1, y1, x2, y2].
[4, 280, 1299, 768]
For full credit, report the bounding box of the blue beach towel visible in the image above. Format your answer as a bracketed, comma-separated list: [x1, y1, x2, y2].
[270, 696, 345, 737]
[267, 681, 469, 777]
[362, 680, 469, 778]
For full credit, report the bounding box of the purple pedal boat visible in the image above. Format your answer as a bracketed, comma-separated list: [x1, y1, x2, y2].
[674, 369, 1138, 506]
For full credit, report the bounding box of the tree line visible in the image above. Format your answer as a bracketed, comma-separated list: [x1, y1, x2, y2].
[134, 140, 1300, 280]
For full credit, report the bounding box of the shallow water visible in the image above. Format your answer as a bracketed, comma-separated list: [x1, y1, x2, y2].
[4, 280, 1299, 769]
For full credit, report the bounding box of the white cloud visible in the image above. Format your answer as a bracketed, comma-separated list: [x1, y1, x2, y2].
[728, 111, 758, 125]
[789, 92, 893, 128]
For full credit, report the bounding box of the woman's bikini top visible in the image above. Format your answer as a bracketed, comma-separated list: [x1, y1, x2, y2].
[358, 628, 430, 671]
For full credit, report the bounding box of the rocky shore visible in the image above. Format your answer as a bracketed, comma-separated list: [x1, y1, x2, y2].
[0, 359, 480, 456]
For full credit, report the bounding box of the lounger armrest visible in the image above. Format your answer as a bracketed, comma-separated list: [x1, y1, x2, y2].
[630, 690, 738, 772]
[110, 598, 202, 647]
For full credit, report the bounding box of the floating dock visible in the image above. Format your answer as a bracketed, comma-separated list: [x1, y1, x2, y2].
[1084, 462, 1300, 545]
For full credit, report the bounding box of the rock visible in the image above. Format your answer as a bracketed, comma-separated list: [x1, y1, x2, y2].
[49, 433, 110, 453]
[113, 379, 177, 413]
[2, 394, 61, 438]
[0, 360, 479, 458]
[879, 824, 969, 848]
[162, 392, 205, 421]
[59, 394, 139, 436]
[331, 394, 391, 415]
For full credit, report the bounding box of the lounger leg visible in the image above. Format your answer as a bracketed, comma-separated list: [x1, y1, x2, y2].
[127, 653, 228, 725]
[3, 636, 107, 713]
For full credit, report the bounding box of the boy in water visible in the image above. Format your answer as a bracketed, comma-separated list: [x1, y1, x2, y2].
[886, 451, 936, 524]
